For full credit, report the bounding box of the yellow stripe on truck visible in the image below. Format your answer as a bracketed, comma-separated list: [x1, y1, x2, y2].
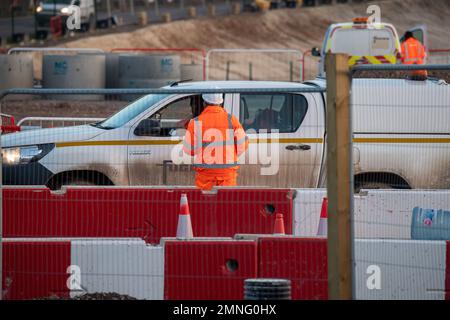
[55, 137, 450, 148]
[354, 137, 450, 143]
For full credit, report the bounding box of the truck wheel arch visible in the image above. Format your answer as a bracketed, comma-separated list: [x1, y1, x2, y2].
[354, 171, 411, 191]
[46, 170, 114, 190]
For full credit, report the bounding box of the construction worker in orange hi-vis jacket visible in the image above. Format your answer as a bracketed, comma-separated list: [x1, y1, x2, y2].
[401, 31, 427, 77]
[182, 92, 249, 190]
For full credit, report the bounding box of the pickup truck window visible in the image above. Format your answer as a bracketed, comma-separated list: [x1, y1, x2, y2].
[240, 93, 308, 133]
[97, 94, 169, 129]
[149, 95, 202, 137]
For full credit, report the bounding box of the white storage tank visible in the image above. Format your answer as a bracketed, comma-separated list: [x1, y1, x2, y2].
[42, 54, 105, 100]
[0, 54, 34, 100]
[118, 54, 181, 79]
[117, 54, 181, 100]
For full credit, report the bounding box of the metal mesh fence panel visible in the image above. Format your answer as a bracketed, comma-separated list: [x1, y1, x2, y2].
[206, 49, 303, 81]
[347, 64, 450, 300]
[1, 85, 328, 300]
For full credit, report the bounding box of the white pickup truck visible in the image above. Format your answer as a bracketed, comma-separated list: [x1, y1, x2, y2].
[2, 79, 450, 189]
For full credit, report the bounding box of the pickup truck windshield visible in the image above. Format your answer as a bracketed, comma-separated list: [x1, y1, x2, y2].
[94, 94, 169, 129]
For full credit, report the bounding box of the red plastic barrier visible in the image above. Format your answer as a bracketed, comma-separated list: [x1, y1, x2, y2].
[258, 237, 328, 300]
[164, 240, 258, 300]
[2, 241, 71, 300]
[3, 187, 293, 244]
[50, 16, 63, 37]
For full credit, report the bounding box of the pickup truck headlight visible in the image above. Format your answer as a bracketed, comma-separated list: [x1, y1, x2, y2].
[60, 7, 70, 15]
[36, 6, 43, 13]
[2, 144, 54, 165]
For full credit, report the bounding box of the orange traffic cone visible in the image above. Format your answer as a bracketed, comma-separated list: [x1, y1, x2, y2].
[273, 213, 285, 235]
[176, 193, 194, 239]
[317, 197, 328, 236]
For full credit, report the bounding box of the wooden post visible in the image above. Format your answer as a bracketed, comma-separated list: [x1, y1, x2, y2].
[325, 53, 354, 300]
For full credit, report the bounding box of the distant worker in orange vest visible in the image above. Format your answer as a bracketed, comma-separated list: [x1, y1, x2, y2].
[401, 31, 427, 78]
[182, 93, 249, 190]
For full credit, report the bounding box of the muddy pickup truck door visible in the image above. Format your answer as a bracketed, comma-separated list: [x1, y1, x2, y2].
[236, 92, 322, 188]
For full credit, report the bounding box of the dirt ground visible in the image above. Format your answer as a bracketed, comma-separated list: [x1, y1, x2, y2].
[2, 0, 450, 121]
[38, 292, 138, 300]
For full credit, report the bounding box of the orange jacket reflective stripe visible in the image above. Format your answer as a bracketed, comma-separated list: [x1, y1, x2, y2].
[401, 38, 426, 65]
[182, 105, 249, 172]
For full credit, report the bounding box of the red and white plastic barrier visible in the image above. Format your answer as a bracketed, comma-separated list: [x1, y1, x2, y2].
[3, 187, 294, 244]
[2, 237, 450, 300]
[3, 187, 450, 300]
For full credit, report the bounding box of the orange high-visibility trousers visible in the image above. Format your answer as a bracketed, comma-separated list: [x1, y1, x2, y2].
[195, 171, 237, 190]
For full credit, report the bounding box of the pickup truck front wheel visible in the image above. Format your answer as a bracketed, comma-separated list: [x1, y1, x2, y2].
[47, 170, 114, 190]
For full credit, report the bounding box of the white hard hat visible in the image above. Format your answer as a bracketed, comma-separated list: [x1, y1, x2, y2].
[202, 93, 224, 105]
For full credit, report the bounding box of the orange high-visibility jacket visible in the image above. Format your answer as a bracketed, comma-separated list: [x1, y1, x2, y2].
[401, 37, 426, 65]
[182, 106, 249, 174]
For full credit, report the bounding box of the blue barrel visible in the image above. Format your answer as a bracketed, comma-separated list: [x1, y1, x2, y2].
[411, 207, 450, 240]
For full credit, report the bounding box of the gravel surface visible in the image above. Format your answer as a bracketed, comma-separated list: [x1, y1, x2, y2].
[38, 292, 138, 300]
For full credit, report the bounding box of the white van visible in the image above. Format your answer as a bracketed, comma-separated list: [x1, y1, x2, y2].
[2, 79, 450, 189]
[312, 18, 427, 76]
[36, 0, 96, 31]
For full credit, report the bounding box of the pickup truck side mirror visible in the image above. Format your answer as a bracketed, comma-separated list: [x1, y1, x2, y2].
[311, 47, 321, 57]
[134, 119, 161, 136]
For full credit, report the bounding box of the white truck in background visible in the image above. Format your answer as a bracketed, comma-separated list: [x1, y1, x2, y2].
[36, 0, 96, 32]
[311, 18, 428, 76]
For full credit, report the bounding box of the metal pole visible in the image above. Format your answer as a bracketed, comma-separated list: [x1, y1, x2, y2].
[129, 0, 134, 15]
[155, 0, 159, 17]
[106, 0, 112, 27]
[325, 53, 353, 300]
[34, 0, 38, 36]
[10, 2, 19, 39]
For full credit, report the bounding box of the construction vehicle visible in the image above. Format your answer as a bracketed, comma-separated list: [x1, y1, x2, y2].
[312, 18, 427, 76]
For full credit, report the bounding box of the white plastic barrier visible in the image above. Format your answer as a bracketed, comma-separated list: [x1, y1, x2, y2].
[71, 239, 164, 300]
[294, 189, 450, 239]
[355, 239, 447, 300]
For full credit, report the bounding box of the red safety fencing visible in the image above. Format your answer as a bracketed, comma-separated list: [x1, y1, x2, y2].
[1, 113, 21, 134]
[3, 187, 294, 244]
[111, 48, 207, 80]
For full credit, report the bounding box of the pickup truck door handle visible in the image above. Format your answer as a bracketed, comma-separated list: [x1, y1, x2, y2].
[285, 144, 311, 151]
